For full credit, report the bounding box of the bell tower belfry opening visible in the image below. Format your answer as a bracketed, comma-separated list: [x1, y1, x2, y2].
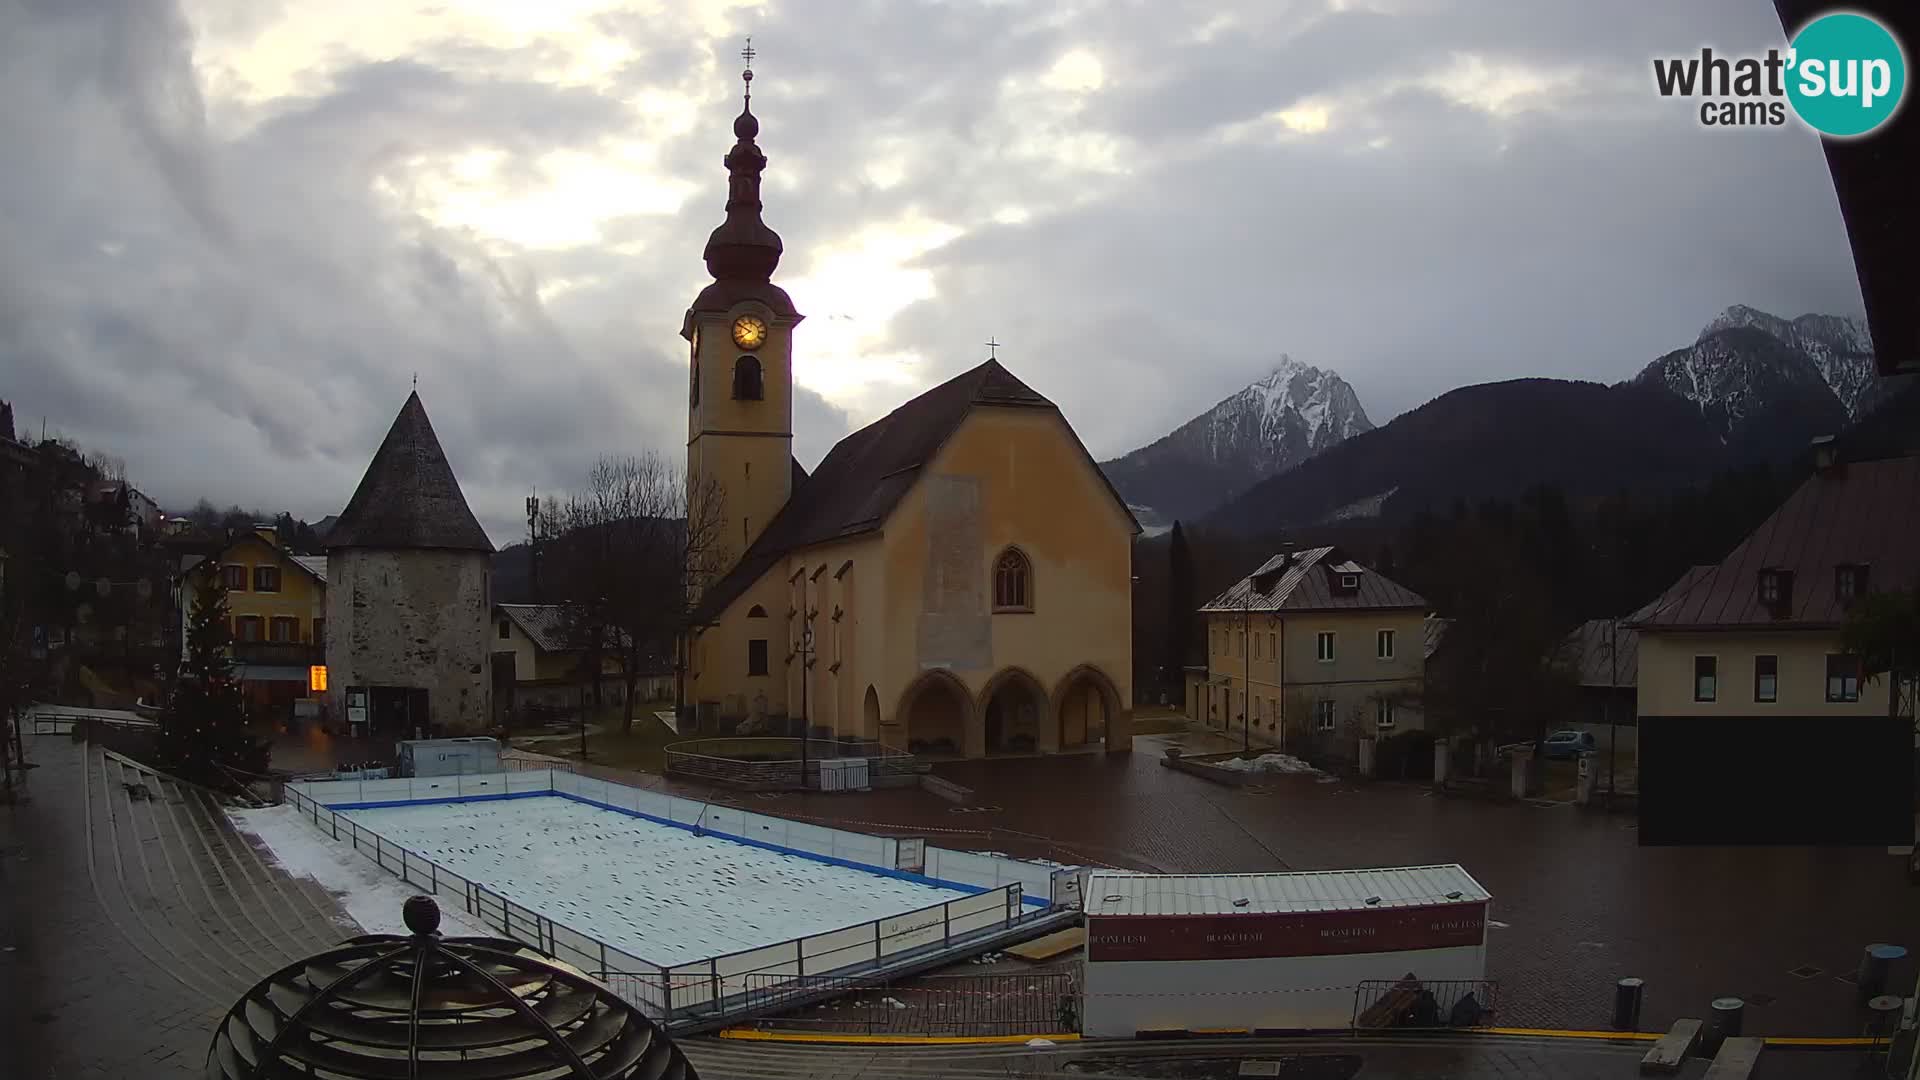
[684, 38, 803, 570]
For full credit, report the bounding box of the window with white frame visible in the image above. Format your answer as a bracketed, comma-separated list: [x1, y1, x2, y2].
[1316, 631, 1335, 663]
[1377, 629, 1395, 660]
[1314, 699, 1336, 731]
[1375, 698, 1396, 729]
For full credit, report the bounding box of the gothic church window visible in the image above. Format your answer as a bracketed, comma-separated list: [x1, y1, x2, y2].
[993, 547, 1032, 612]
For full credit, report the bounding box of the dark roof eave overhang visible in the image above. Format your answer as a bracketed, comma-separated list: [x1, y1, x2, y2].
[681, 280, 803, 339]
[326, 541, 495, 555]
[1200, 603, 1430, 615]
[1628, 621, 1846, 634]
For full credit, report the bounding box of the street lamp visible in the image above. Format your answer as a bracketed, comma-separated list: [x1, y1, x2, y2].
[796, 618, 815, 789]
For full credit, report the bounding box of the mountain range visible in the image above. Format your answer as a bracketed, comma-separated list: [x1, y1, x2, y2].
[1101, 305, 1910, 539]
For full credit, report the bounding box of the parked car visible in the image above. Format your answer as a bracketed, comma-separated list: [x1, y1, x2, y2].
[1496, 730, 1598, 761]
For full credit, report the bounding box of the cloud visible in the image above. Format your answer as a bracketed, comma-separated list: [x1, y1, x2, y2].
[0, 0, 1865, 545]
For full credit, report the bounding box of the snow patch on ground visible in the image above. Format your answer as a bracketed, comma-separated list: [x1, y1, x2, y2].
[341, 796, 974, 966]
[229, 804, 492, 938]
[1214, 753, 1323, 776]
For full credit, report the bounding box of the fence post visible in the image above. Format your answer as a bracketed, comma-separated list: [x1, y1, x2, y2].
[431, 861, 437, 894]
[599, 941, 608, 978]
[660, 969, 674, 1020]
[710, 958, 721, 1008]
[944, 901, 952, 947]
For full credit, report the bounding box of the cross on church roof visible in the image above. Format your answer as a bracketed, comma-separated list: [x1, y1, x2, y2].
[741, 37, 755, 103]
[985, 337, 1001, 360]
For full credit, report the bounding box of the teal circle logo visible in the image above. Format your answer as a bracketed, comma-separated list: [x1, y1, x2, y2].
[1786, 12, 1907, 137]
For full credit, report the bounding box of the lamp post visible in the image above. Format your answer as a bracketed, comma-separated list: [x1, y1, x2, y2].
[797, 619, 815, 790]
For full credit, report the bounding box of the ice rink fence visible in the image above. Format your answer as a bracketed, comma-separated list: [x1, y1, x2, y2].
[283, 769, 1066, 1021]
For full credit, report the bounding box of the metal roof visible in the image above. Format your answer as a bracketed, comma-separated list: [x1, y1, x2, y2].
[1200, 546, 1427, 614]
[1559, 618, 1639, 688]
[1083, 864, 1490, 918]
[1626, 454, 1920, 632]
[292, 555, 327, 584]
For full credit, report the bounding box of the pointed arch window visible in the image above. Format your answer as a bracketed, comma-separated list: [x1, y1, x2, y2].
[992, 547, 1033, 613]
[733, 355, 763, 400]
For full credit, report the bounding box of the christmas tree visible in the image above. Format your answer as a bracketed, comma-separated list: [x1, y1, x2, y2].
[158, 560, 268, 784]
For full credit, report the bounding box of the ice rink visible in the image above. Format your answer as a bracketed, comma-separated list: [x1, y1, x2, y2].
[341, 795, 975, 965]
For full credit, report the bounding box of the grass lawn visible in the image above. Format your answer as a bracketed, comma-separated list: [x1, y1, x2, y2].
[1130, 706, 1192, 737]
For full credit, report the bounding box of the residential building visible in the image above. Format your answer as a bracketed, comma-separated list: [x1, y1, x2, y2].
[1193, 547, 1430, 762]
[490, 603, 672, 723]
[176, 525, 327, 717]
[1628, 445, 1912, 722]
[678, 72, 1137, 757]
[324, 392, 494, 738]
[1627, 448, 1919, 728]
[1555, 617, 1640, 754]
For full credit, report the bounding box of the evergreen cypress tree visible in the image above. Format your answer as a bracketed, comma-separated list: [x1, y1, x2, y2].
[159, 561, 268, 784]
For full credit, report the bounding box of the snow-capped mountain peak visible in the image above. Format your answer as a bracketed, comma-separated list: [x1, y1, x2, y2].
[1695, 305, 1881, 419]
[1099, 356, 1374, 522]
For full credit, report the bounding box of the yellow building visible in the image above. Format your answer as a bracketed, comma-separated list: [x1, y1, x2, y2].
[678, 70, 1137, 757]
[1192, 547, 1430, 761]
[1627, 449, 1918, 726]
[180, 525, 327, 715]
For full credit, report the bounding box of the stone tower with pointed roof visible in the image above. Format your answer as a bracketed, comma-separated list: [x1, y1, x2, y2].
[676, 51, 1140, 761]
[324, 391, 495, 736]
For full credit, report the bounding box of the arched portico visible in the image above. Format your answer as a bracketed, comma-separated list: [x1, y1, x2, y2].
[979, 667, 1048, 756]
[1053, 664, 1124, 751]
[894, 669, 972, 757]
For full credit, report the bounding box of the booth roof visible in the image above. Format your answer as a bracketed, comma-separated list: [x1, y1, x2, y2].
[1082, 864, 1489, 918]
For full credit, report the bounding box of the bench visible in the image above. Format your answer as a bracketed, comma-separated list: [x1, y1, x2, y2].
[1700, 1036, 1763, 1080]
[1639, 1018, 1701, 1074]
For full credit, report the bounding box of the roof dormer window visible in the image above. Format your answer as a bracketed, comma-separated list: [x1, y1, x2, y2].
[1757, 568, 1793, 616]
[1340, 574, 1359, 590]
[1835, 563, 1868, 606]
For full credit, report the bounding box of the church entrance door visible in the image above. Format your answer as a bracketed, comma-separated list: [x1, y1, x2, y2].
[981, 672, 1045, 755]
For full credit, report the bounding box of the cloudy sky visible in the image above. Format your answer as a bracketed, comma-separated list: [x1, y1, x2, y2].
[0, 0, 1867, 546]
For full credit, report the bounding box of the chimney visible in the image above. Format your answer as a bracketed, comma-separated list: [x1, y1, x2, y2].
[253, 523, 278, 548]
[1811, 434, 1837, 472]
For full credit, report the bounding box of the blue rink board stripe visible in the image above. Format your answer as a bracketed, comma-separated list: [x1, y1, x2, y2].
[321, 789, 1051, 906]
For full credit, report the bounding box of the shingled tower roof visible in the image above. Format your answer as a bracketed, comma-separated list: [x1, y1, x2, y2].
[327, 391, 494, 553]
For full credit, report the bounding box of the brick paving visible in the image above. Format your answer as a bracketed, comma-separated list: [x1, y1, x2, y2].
[650, 729, 1919, 1038]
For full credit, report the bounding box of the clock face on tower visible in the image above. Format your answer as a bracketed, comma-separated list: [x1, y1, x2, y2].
[731, 315, 768, 351]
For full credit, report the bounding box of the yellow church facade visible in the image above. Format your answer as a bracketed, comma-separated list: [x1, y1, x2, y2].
[678, 64, 1136, 758]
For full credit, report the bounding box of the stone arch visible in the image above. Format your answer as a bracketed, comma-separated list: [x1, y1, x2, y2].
[894, 669, 973, 757]
[863, 685, 881, 741]
[1053, 664, 1124, 750]
[979, 666, 1049, 756]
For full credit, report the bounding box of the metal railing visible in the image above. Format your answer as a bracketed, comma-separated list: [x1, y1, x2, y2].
[278, 776, 1043, 1025]
[734, 971, 1079, 1036]
[663, 736, 918, 790]
[1352, 977, 1497, 1030]
[26, 709, 159, 735]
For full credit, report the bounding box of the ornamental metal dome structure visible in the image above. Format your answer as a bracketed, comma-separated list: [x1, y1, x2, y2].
[206, 895, 696, 1079]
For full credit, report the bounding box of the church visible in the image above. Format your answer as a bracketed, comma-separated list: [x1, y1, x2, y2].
[680, 58, 1138, 758]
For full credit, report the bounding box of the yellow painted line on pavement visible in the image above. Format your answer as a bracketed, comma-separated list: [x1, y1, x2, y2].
[1482, 1027, 1878, 1047]
[717, 1029, 1082, 1045]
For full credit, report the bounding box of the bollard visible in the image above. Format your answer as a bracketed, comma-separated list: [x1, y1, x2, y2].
[1866, 995, 1903, 1049]
[1612, 977, 1645, 1031]
[1702, 997, 1744, 1056]
[1856, 944, 1907, 1003]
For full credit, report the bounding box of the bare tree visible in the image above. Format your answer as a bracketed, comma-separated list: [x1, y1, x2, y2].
[541, 454, 728, 735]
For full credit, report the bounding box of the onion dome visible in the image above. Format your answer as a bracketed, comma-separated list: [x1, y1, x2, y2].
[701, 43, 784, 284]
[206, 895, 696, 1079]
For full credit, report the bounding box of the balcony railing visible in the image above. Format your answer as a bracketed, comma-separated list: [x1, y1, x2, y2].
[230, 641, 323, 666]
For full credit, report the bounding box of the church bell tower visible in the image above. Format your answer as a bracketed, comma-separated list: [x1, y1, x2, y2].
[684, 38, 802, 573]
